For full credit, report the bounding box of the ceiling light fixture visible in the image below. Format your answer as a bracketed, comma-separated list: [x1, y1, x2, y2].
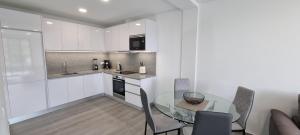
[78, 8, 87, 13]
[101, 0, 110, 2]
[135, 23, 141, 26]
[46, 21, 53, 25]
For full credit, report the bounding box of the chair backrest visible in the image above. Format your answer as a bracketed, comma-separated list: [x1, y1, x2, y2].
[298, 94, 300, 115]
[140, 89, 156, 132]
[192, 111, 233, 135]
[174, 78, 190, 91]
[174, 78, 190, 98]
[233, 86, 255, 129]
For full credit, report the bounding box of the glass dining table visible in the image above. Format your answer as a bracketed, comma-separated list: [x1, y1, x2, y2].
[154, 90, 240, 124]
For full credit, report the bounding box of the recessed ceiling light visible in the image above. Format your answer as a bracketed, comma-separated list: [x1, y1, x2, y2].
[26, 32, 31, 35]
[101, 0, 110, 2]
[106, 31, 111, 33]
[46, 21, 53, 25]
[78, 8, 87, 13]
[2, 25, 8, 28]
[135, 23, 141, 26]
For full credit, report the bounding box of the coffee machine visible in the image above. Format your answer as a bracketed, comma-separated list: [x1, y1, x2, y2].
[103, 60, 111, 69]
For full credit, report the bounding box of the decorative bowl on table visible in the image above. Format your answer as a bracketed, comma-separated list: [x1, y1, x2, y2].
[183, 92, 205, 105]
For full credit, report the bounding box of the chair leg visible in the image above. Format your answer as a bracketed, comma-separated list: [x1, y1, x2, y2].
[243, 129, 246, 135]
[177, 129, 180, 135]
[144, 122, 147, 135]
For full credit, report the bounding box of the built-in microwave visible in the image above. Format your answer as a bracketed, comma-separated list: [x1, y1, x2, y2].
[129, 34, 145, 51]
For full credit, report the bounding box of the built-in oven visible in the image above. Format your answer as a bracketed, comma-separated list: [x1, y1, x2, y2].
[113, 75, 125, 100]
[129, 34, 145, 51]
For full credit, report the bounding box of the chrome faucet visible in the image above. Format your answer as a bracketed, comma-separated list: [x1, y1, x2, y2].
[63, 61, 68, 73]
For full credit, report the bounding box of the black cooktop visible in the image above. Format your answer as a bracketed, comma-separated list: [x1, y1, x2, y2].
[116, 71, 138, 75]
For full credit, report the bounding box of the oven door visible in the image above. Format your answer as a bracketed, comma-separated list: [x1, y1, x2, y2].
[113, 78, 125, 99]
[129, 35, 145, 51]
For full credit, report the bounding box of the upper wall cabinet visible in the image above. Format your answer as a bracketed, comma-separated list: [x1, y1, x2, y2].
[105, 19, 157, 52]
[43, 17, 105, 51]
[43, 18, 63, 50]
[0, 8, 42, 31]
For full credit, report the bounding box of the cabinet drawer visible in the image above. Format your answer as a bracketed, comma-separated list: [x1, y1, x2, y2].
[125, 78, 140, 86]
[125, 92, 142, 108]
[125, 84, 140, 95]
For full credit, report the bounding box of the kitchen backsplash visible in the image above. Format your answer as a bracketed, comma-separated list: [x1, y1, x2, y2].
[46, 52, 156, 75]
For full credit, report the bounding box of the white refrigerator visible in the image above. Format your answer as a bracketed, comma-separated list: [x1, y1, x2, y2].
[1, 29, 47, 119]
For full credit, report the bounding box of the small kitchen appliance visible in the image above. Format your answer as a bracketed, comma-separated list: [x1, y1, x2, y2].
[92, 58, 99, 70]
[139, 61, 146, 74]
[103, 60, 111, 69]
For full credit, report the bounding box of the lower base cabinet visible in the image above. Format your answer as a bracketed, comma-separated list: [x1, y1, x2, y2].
[125, 92, 142, 108]
[47, 73, 103, 108]
[8, 81, 47, 118]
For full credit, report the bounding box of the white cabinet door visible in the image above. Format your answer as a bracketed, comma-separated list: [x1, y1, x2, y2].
[62, 22, 78, 50]
[103, 73, 113, 96]
[48, 78, 69, 107]
[8, 81, 47, 118]
[111, 26, 120, 51]
[90, 27, 105, 51]
[83, 74, 103, 97]
[68, 76, 84, 102]
[125, 92, 142, 108]
[0, 8, 41, 31]
[78, 24, 91, 50]
[42, 18, 62, 50]
[129, 20, 145, 35]
[104, 28, 113, 51]
[118, 24, 129, 51]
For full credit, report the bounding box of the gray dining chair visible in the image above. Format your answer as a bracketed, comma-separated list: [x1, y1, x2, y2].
[140, 89, 184, 135]
[191, 111, 233, 135]
[232, 86, 255, 135]
[174, 78, 190, 98]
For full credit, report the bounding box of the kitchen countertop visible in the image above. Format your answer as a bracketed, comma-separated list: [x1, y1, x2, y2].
[47, 69, 155, 80]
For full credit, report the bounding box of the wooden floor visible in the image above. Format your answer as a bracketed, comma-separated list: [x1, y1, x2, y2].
[10, 97, 247, 135]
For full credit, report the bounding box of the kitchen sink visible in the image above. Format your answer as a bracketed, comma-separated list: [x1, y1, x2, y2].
[61, 72, 78, 75]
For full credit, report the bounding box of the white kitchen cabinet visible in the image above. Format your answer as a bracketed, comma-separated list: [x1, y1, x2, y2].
[61, 21, 78, 50]
[78, 25, 105, 51]
[125, 92, 142, 108]
[83, 74, 103, 97]
[103, 73, 113, 96]
[90, 27, 105, 51]
[104, 28, 113, 51]
[118, 24, 129, 51]
[104, 26, 120, 51]
[68, 76, 84, 102]
[0, 8, 41, 31]
[129, 20, 145, 35]
[8, 81, 47, 118]
[42, 18, 63, 50]
[78, 24, 91, 50]
[124, 77, 155, 108]
[48, 78, 69, 107]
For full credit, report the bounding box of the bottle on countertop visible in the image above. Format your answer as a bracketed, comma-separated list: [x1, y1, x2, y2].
[139, 61, 146, 74]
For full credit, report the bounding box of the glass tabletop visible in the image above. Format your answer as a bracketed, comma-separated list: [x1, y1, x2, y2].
[154, 90, 240, 124]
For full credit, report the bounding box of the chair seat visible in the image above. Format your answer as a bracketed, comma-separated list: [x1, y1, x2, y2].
[232, 122, 243, 130]
[153, 114, 184, 133]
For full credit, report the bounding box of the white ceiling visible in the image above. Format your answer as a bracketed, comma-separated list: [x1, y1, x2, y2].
[0, 0, 178, 27]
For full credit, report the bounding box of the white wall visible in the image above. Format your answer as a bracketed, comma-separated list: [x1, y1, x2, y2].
[196, 0, 300, 134]
[155, 10, 182, 98]
[181, 8, 198, 89]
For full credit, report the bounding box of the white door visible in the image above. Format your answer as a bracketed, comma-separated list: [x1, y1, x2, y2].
[78, 24, 91, 50]
[42, 18, 62, 50]
[0, 8, 41, 31]
[8, 81, 47, 117]
[104, 28, 113, 51]
[48, 78, 69, 107]
[129, 20, 145, 35]
[83, 74, 103, 97]
[103, 73, 113, 96]
[118, 24, 129, 51]
[90, 27, 105, 51]
[62, 22, 78, 50]
[68, 76, 84, 102]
